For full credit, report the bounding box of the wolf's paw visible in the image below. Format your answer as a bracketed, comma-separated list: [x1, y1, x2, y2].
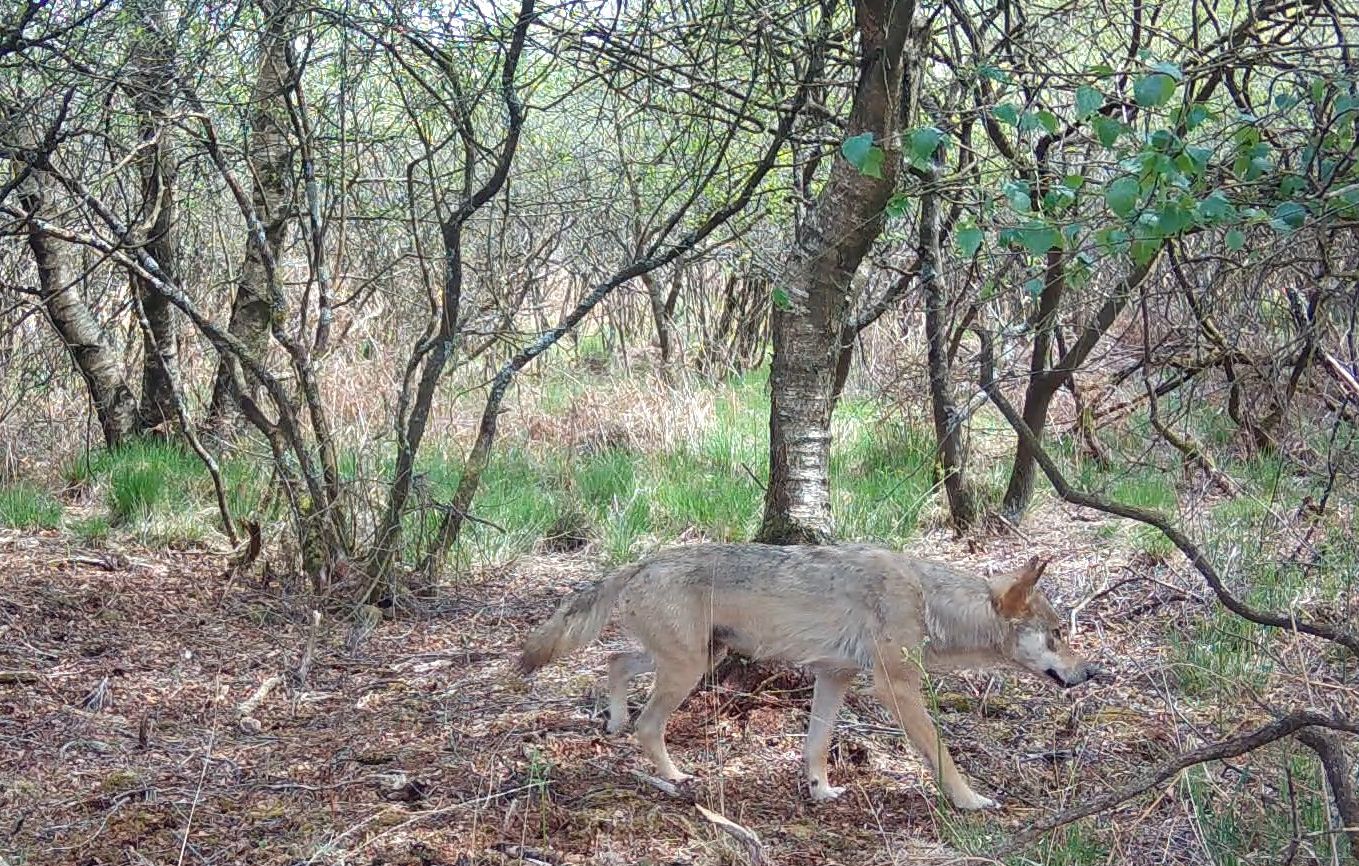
[663, 770, 696, 786]
[954, 791, 1000, 811]
[605, 717, 630, 735]
[808, 782, 845, 802]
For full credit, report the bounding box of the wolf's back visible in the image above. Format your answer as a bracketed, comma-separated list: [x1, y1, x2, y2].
[517, 563, 642, 674]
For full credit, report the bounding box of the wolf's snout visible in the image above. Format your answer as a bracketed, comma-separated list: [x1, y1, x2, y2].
[1081, 661, 1112, 683]
[1048, 662, 1105, 688]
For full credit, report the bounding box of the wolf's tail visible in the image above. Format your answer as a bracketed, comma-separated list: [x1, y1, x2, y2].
[517, 563, 643, 674]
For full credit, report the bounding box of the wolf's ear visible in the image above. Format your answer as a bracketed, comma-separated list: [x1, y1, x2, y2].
[992, 557, 1047, 617]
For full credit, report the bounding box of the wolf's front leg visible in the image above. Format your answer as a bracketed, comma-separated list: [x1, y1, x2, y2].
[804, 668, 855, 801]
[872, 665, 998, 811]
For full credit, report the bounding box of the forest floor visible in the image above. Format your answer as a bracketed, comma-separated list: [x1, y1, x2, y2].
[4, 497, 1344, 866]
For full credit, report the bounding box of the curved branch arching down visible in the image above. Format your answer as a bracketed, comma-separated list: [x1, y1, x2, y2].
[976, 329, 1359, 657]
[993, 710, 1359, 857]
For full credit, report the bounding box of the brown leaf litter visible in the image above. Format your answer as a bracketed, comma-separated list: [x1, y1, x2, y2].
[0, 516, 1347, 865]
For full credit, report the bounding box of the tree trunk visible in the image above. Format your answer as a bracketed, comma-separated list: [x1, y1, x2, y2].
[20, 167, 140, 448]
[920, 160, 975, 528]
[756, 0, 915, 545]
[641, 269, 679, 380]
[208, 0, 296, 424]
[999, 254, 1160, 519]
[128, 0, 180, 434]
[366, 0, 536, 589]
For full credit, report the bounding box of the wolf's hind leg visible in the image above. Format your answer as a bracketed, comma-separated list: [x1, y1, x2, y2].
[633, 658, 705, 784]
[872, 662, 998, 811]
[804, 667, 855, 802]
[606, 651, 654, 734]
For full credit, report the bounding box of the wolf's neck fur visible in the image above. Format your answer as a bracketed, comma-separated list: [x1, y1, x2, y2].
[921, 574, 1010, 668]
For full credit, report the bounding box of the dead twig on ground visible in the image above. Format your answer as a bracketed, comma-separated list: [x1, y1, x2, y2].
[697, 803, 770, 866]
[291, 609, 322, 687]
[236, 674, 282, 733]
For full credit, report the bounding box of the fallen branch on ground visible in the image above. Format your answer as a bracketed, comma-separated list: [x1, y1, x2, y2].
[697, 803, 770, 866]
[237, 674, 282, 732]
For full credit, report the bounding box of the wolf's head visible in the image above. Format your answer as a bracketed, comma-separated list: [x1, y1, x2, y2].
[989, 558, 1102, 688]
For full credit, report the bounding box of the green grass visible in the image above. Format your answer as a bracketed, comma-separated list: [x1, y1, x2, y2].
[70, 514, 112, 543]
[64, 438, 276, 545]
[0, 483, 63, 530]
[397, 367, 941, 569]
[940, 812, 1107, 866]
[1179, 755, 1331, 865]
[70, 439, 205, 522]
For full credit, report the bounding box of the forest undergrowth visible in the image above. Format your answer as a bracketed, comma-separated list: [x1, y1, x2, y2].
[2, 355, 1354, 865]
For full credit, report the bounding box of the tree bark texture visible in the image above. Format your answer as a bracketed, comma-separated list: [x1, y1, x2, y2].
[128, 0, 181, 433]
[641, 269, 681, 380]
[209, 0, 296, 422]
[757, 0, 915, 545]
[20, 167, 140, 448]
[920, 160, 975, 528]
[1000, 253, 1159, 519]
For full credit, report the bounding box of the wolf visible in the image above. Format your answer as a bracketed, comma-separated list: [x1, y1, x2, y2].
[518, 543, 1101, 810]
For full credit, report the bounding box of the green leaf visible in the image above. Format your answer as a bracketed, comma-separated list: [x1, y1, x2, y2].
[979, 64, 1010, 83]
[1015, 221, 1060, 254]
[1096, 226, 1130, 253]
[1182, 145, 1212, 175]
[1092, 116, 1124, 148]
[993, 104, 1020, 126]
[1134, 73, 1178, 108]
[864, 151, 885, 178]
[1185, 104, 1211, 131]
[1196, 190, 1234, 223]
[1279, 174, 1307, 198]
[1333, 184, 1359, 217]
[842, 132, 885, 177]
[1105, 176, 1141, 218]
[1225, 228, 1246, 250]
[1088, 63, 1116, 78]
[1156, 202, 1191, 235]
[1269, 201, 1307, 232]
[1310, 77, 1326, 107]
[1150, 129, 1178, 152]
[1138, 151, 1175, 180]
[1062, 174, 1087, 190]
[1024, 277, 1045, 297]
[1076, 85, 1103, 119]
[1131, 236, 1161, 265]
[957, 223, 984, 257]
[908, 126, 944, 162]
[772, 287, 792, 311]
[1036, 110, 1060, 134]
[841, 132, 874, 167]
[1151, 61, 1184, 81]
[1002, 178, 1032, 213]
[885, 193, 911, 219]
[1043, 187, 1076, 213]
